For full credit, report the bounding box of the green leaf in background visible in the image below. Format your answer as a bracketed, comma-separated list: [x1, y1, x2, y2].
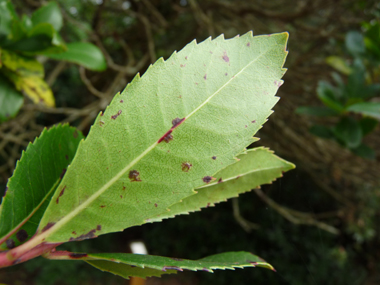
[317, 81, 345, 113]
[0, 75, 23, 122]
[351, 143, 376, 160]
[334, 117, 362, 149]
[309, 125, 335, 139]
[37, 32, 288, 243]
[0, 125, 84, 250]
[0, 0, 18, 42]
[326, 56, 352, 75]
[347, 102, 380, 120]
[359, 117, 379, 136]
[45, 42, 107, 71]
[85, 251, 273, 279]
[148, 147, 294, 222]
[31, 1, 63, 32]
[296, 106, 339, 117]
[345, 31, 366, 57]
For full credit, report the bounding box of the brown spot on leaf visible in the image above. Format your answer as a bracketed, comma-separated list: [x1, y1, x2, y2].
[206, 203, 210, 207]
[100, 112, 104, 116]
[42, 222, 55, 232]
[247, 42, 251, 47]
[129, 170, 141, 182]
[99, 120, 105, 126]
[162, 266, 183, 272]
[158, 130, 173, 143]
[100, 205, 106, 208]
[204, 74, 207, 80]
[69, 229, 96, 241]
[120, 100, 124, 103]
[181, 162, 192, 172]
[73, 130, 78, 138]
[218, 178, 223, 183]
[172, 117, 185, 128]
[56, 186, 66, 204]
[222, 52, 229, 62]
[155, 203, 158, 207]
[65, 155, 69, 160]
[225, 73, 228, 76]
[60, 169, 67, 179]
[96, 225, 102, 231]
[212, 156, 216, 160]
[69, 253, 88, 259]
[72, 231, 77, 235]
[6, 239, 15, 249]
[111, 110, 122, 120]
[122, 186, 126, 190]
[251, 120, 256, 123]
[120, 195, 123, 198]
[202, 176, 215, 183]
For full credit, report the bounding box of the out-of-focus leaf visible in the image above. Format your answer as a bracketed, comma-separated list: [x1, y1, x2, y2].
[359, 117, 378, 136]
[0, 49, 44, 77]
[4, 71, 55, 107]
[347, 102, 380, 120]
[0, 75, 23, 122]
[0, 0, 17, 41]
[31, 1, 62, 32]
[85, 251, 274, 279]
[334, 117, 362, 148]
[45, 42, 107, 71]
[317, 81, 344, 112]
[350, 143, 376, 160]
[148, 147, 294, 223]
[345, 31, 365, 56]
[344, 59, 367, 100]
[326, 56, 352, 75]
[21, 15, 32, 32]
[309, 125, 335, 139]
[0, 125, 84, 250]
[296, 106, 339, 117]
[37, 32, 288, 243]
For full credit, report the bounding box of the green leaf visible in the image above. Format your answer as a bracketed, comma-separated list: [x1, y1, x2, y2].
[0, 0, 18, 41]
[350, 143, 376, 160]
[317, 81, 344, 112]
[345, 31, 365, 56]
[148, 147, 294, 222]
[325, 56, 352, 75]
[309, 125, 335, 139]
[0, 75, 23, 122]
[0, 125, 84, 250]
[37, 32, 288, 243]
[359, 117, 378, 136]
[44, 42, 107, 71]
[85, 251, 274, 279]
[296, 106, 339, 117]
[31, 1, 63, 32]
[347, 102, 380, 120]
[333, 117, 362, 148]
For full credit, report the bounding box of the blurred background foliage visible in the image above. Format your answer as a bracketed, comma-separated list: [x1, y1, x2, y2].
[0, 0, 379, 284]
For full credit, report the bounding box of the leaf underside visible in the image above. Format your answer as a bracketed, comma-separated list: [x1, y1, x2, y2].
[85, 251, 274, 279]
[38, 32, 288, 243]
[0, 124, 84, 250]
[148, 147, 295, 222]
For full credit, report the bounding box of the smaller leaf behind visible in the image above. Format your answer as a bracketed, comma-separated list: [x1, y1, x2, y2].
[147, 147, 295, 223]
[0, 124, 84, 250]
[85, 251, 273, 280]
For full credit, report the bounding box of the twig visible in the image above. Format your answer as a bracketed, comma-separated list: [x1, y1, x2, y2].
[79, 66, 107, 98]
[232, 198, 260, 232]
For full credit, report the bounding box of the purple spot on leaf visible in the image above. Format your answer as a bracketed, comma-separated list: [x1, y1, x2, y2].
[111, 110, 122, 120]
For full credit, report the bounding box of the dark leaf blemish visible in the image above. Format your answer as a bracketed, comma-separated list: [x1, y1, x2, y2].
[96, 225, 101, 231]
[120, 99, 124, 103]
[100, 205, 106, 208]
[111, 110, 122, 120]
[69, 229, 96, 241]
[172, 117, 185, 128]
[120, 195, 123, 198]
[202, 176, 214, 183]
[99, 120, 105, 126]
[69, 253, 88, 259]
[212, 156, 216, 160]
[162, 266, 183, 272]
[65, 154, 69, 160]
[247, 42, 251, 47]
[225, 72, 228, 76]
[56, 186, 66, 204]
[158, 130, 173, 143]
[6, 239, 15, 249]
[251, 120, 256, 123]
[204, 74, 207, 80]
[222, 51, 229, 62]
[100, 111, 104, 116]
[42, 222, 55, 232]
[181, 162, 192, 172]
[129, 170, 141, 182]
[72, 231, 77, 235]
[60, 169, 67, 179]
[155, 203, 158, 207]
[206, 203, 210, 207]
[122, 186, 126, 190]
[218, 178, 223, 183]
[73, 130, 78, 138]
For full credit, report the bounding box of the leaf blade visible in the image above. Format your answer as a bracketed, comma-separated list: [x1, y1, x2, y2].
[38, 32, 289, 243]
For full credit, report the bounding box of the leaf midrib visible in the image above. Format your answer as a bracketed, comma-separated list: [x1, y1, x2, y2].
[43, 42, 276, 240]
